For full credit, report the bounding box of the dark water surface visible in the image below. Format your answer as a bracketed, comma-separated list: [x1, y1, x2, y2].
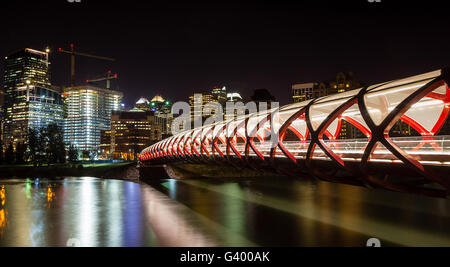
[0, 177, 448, 247]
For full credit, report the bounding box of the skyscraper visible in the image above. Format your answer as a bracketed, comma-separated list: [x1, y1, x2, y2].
[3, 48, 63, 146]
[189, 91, 220, 127]
[212, 86, 227, 105]
[150, 95, 173, 136]
[135, 97, 151, 111]
[63, 85, 123, 153]
[10, 85, 64, 144]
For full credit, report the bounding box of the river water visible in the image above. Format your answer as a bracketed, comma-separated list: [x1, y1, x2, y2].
[0, 177, 448, 247]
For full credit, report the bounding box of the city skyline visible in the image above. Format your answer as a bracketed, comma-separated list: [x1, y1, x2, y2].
[0, 0, 449, 251]
[2, 1, 450, 106]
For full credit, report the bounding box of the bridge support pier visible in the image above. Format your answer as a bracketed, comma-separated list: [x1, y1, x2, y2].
[139, 165, 171, 182]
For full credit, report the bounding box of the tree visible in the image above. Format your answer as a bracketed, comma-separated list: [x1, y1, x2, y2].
[250, 89, 276, 102]
[15, 142, 26, 164]
[45, 124, 66, 164]
[28, 128, 40, 166]
[27, 124, 67, 166]
[38, 126, 48, 166]
[68, 144, 78, 163]
[249, 89, 277, 111]
[0, 145, 4, 165]
[5, 144, 14, 165]
[82, 150, 90, 161]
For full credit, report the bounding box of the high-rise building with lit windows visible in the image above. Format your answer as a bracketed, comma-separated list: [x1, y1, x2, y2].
[135, 97, 151, 111]
[149, 95, 173, 136]
[2, 48, 60, 146]
[10, 85, 64, 145]
[100, 110, 162, 160]
[212, 86, 227, 105]
[292, 73, 365, 139]
[189, 91, 219, 127]
[292, 83, 320, 103]
[63, 85, 123, 153]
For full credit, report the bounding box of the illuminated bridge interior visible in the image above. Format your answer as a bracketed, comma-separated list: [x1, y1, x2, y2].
[140, 70, 450, 197]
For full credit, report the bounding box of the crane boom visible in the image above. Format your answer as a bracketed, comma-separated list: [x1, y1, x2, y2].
[58, 49, 115, 61]
[87, 76, 117, 83]
[86, 71, 118, 89]
[57, 44, 116, 86]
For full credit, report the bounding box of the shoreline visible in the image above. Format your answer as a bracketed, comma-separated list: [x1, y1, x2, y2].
[0, 162, 138, 181]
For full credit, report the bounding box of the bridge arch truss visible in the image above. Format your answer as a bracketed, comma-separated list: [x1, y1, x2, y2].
[141, 70, 450, 197]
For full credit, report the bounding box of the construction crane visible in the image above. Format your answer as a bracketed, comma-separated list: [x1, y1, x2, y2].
[86, 70, 118, 89]
[58, 44, 116, 86]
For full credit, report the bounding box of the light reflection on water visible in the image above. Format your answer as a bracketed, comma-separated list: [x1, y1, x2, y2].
[0, 176, 448, 247]
[0, 185, 6, 236]
[0, 178, 157, 247]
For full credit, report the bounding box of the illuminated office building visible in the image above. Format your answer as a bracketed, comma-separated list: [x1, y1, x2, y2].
[292, 83, 320, 103]
[2, 48, 61, 145]
[329, 72, 361, 94]
[189, 91, 220, 126]
[292, 73, 364, 139]
[150, 95, 173, 136]
[212, 86, 227, 105]
[135, 97, 151, 111]
[100, 110, 162, 160]
[10, 85, 64, 144]
[328, 73, 363, 139]
[64, 85, 123, 153]
[225, 92, 243, 121]
[150, 95, 172, 115]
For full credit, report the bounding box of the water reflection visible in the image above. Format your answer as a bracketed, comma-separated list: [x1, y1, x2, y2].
[0, 185, 7, 236]
[0, 176, 448, 247]
[140, 185, 218, 247]
[47, 185, 56, 205]
[0, 178, 159, 247]
[158, 178, 450, 247]
[0, 186, 5, 206]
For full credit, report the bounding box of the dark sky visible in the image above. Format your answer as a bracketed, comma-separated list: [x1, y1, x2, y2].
[2, 0, 450, 106]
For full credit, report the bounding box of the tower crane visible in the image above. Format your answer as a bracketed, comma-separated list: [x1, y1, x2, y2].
[58, 44, 116, 86]
[86, 70, 118, 89]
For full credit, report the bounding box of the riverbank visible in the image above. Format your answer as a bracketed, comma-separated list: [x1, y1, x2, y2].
[0, 162, 137, 180]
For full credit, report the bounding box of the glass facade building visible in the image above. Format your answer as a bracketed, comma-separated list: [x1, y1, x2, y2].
[63, 85, 123, 152]
[2, 48, 61, 145]
[10, 85, 64, 144]
[150, 95, 173, 136]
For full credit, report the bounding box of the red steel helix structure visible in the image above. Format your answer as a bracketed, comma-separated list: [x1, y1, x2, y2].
[140, 69, 450, 198]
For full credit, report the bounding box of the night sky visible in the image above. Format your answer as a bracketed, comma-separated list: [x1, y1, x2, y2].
[2, 0, 450, 106]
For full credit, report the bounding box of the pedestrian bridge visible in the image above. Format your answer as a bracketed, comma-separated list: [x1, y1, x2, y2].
[140, 69, 450, 198]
